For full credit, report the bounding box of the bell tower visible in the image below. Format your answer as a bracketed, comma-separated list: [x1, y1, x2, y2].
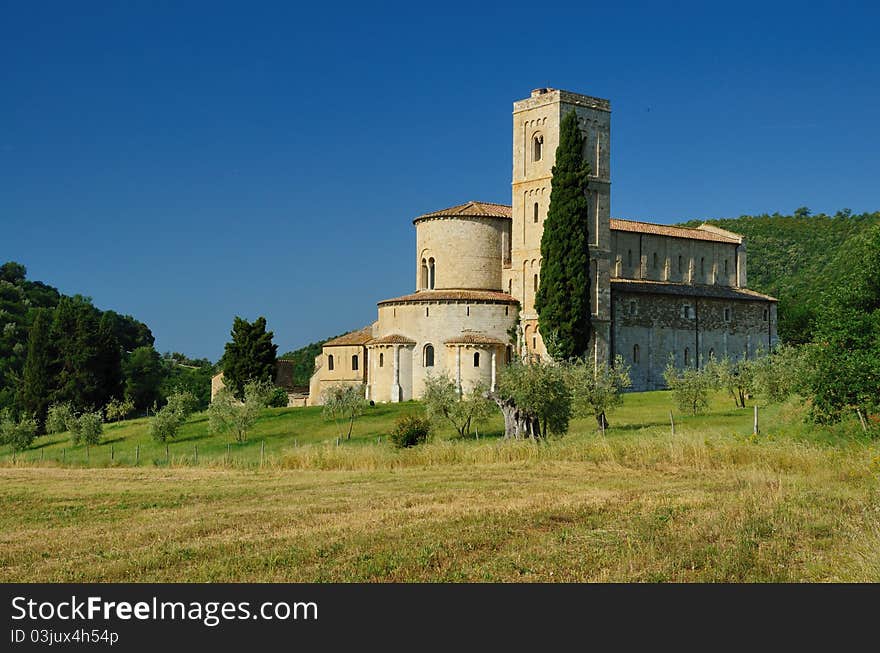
[504, 88, 612, 364]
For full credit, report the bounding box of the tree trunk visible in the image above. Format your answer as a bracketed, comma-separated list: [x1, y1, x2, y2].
[596, 411, 609, 429]
[488, 392, 540, 439]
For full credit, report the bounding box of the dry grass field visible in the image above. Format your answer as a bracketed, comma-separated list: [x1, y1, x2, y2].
[2, 391, 879, 582]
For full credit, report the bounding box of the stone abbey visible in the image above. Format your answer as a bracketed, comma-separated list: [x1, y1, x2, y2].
[304, 88, 777, 404]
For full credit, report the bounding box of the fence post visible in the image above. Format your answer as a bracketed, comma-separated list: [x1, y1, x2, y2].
[260, 440, 265, 467]
[111, 444, 114, 462]
[753, 405, 759, 435]
[62, 448, 66, 464]
[40, 449, 44, 462]
[669, 411, 675, 436]
[194, 445, 198, 464]
[226, 443, 230, 464]
[857, 409, 868, 433]
[86, 446, 90, 464]
[135, 444, 140, 465]
[166, 444, 169, 464]
[336, 437, 340, 447]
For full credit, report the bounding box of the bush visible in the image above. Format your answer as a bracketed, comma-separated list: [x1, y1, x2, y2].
[148, 391, 198, 443]
[45, 402, 74, 434]
[664, 360, 713, 415]
[268, 387, 289, 408]
[77, 411, 103, 445]
[0, 410, 37, 450]
[105, 397, 135, 422]
[389, 415, 431, 448]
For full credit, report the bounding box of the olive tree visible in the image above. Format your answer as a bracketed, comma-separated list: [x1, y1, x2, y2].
[422, 374, 494, 438]
[208, 380, 272, 443]
[566, 356, 631, 429]
[321, 384, 368, 440]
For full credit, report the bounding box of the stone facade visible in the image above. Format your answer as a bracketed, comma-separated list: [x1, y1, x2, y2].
[300, 87, 777, 402]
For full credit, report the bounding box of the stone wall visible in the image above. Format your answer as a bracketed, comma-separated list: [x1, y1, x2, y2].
[415, 216, 508, 291]
[612, 290, 778, 391]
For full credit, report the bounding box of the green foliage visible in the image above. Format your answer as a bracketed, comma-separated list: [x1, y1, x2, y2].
[105, 397, 135, 422]
[749, 345, 808, 404]
[124, 346, 164, 411]
[805, 225, 880, 423]
[535, 110, 593, 360]
[267, 387, 289, 408]
[322, 384, 368, 440]
[496, 359, 572, 437]
[19, 308, 52, 431]
[221, 316, 278, 400]
[149, 391, 198, 443]
[159, 353, 214, 410]
[567, 356, 632, 427]
[389, 414, 431, 448]
[702, 355, 753, 408]
[422, 374, 494, 438]
[45, 402, 75, 434]
[663, 359, 712, 415]
[208, 380, 273, 443]
[71, 410, 103, 446]
[0, 409, 37, 450]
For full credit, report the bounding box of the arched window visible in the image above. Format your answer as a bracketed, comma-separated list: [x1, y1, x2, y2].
[700, 257, 705, 277]
[327, 354, 334, 371]
[428, 257, 435, 289]
[351, 355, 358, 371]
[424, 344, 434, 367]
[708, 348, 715, 360]
[473, 352, 480, 367]
[653, 252, 658, 270]
[633, 344, 640, 364]
[684, 347, 690, 367]
[724, 307, 731, 322]
[724, 259, 729, 276]
[678, 255, 683, 274]
[379, 352, 384, 368]
[508, 279, 512, 294]
[533, 273, 538, 292]
[763, 308, 769, 321]
[629, 300, 637, 316]
[421, 258, 428, 289]
[533, 202, 539, 223]
[533, 134, 543, 161]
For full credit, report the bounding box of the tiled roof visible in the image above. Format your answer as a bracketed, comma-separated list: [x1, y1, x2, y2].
[378, 290, 519, 305]
[610, 219, 741, 244]
[413, 201, 512, 222]
[366, 334, 417, 345]
[611, 279, 776, 302]
[323, 327, 374, 347]
[443, 334, 506, 345]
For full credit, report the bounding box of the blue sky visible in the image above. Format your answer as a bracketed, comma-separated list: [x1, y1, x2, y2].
[2, 1, 878, 360]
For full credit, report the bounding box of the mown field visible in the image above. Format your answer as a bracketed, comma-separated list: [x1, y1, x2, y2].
[1, 391, 878, 582]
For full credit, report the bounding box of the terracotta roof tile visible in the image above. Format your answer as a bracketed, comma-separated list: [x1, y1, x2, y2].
[378, 290, 518, 305]
[323, 326, 374, 347]
[610, 219, 741, 244]
[413, 201, 512, 222]
[366, 334, 417, 345]
[611, 279, 776, 302]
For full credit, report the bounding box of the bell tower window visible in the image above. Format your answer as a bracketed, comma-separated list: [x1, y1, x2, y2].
[533, 134, 543, 161]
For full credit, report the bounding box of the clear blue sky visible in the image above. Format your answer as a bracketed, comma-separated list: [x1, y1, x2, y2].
[2, 1, 878, 361]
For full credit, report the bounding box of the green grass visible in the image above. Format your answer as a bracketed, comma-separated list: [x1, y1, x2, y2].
[1, 391, 878, 582]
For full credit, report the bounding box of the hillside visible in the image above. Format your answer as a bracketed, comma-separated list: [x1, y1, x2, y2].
[680, 208, 880, 342]
[279, 333, 346, 386]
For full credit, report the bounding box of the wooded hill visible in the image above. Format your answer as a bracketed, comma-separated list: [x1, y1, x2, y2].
[680, 208, 880, 343]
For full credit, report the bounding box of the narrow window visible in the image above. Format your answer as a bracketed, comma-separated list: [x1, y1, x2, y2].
[683, 305, 691, 319]
[532, 336, 537, 350]
[328, 354, 334, 371]
[533, 202, 539, 223]
[351, 355, 358, 371]
[633, 344, 640, 364]
[724, 307, 731, 322]
[428, 257, 435, 289]
[421, 258, 428, 289]
[426, 306, 429, 317]
[379, 352, 384, 367]
[466, 305, 470, 316]
[424, 344, 434, 367]
[684, 347, 690, 367]
[533, 274, 538, 292]
[708, 348, 715, 360]
[678, 255, 683, 274]
[629, 300, 637, 316]
[724, 259, 729, 276]
[473, 352, 480, 367]
[508, 279, 512, 295]
[628, 249, 633, 268]
[700, 257, 705, 277]
[533, 134, 543, 161]
[505, 305, 509, 316]
[763, 308, 769, 321]
[653, 252, 658, 270]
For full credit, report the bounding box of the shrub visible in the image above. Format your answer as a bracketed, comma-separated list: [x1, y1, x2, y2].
[664, 360, 713, 415]
[45, 402, 75, 434]
[0, 410, 37, 450]
[268, 387, 289, 408]
[148, 391, 198, 443]
[208, 380, 272, 443]
[76, 411, 103, 445]
[105, 397, 135, 422]
[389, 415, 431, 448]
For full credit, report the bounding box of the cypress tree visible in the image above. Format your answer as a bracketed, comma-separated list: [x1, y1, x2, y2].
[221, 316, 278, 399]
[20, 308, 52, 431]
[535, 110, 592, 360]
